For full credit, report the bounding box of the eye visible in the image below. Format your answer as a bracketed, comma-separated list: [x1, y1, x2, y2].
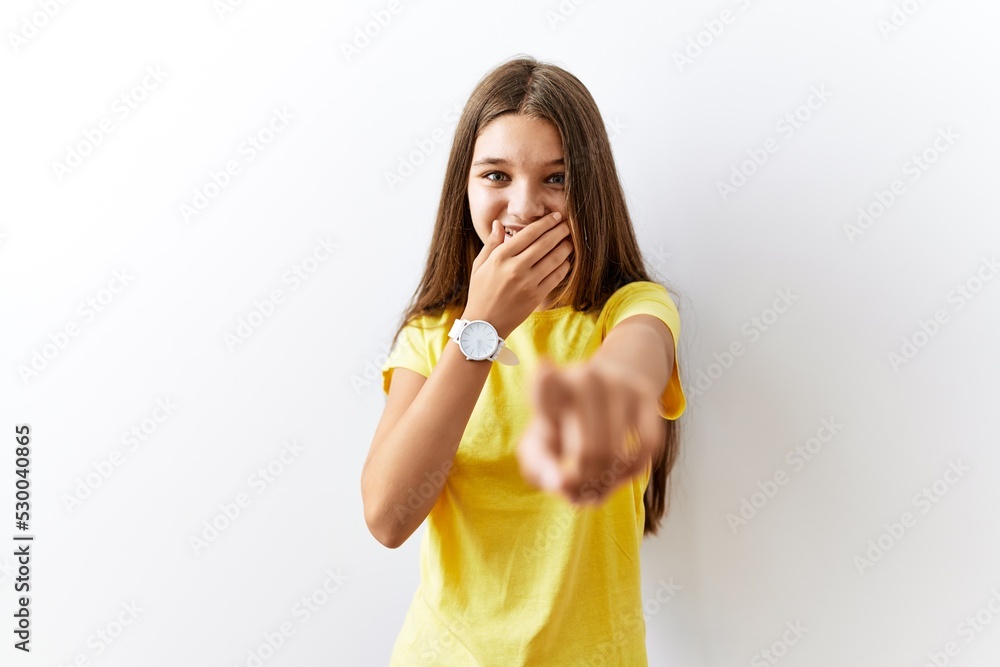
[481, 172, 566, 185]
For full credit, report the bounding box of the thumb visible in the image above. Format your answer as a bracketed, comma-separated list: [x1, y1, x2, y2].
[488, 219, 503, 246]
[473, 220, 503, 270]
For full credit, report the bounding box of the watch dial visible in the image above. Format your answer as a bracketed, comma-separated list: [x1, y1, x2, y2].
[460, 322, 497, 360]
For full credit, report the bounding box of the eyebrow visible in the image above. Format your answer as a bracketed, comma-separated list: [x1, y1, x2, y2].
[471, 157, 565, 168]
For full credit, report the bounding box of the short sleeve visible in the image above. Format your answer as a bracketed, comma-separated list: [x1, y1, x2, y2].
[601, 281, 686, 420]
[381, 318, 433, 395]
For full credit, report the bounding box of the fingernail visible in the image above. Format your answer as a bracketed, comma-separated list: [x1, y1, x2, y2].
[552, 212, 562, 222]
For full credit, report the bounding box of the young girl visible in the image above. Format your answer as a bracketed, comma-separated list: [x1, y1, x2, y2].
[362, 55, 686, 666]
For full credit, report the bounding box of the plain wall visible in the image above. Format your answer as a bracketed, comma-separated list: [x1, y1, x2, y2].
[2, 0, 999, 665]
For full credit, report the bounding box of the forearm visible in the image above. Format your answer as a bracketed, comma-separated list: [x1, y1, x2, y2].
[590, 317, 672, 404]
[363, 334, 492, 548]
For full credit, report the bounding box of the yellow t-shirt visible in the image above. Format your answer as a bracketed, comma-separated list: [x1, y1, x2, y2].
[380, 280, 685, 666]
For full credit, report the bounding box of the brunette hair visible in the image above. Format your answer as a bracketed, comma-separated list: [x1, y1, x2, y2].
[386, 54, 683, 536]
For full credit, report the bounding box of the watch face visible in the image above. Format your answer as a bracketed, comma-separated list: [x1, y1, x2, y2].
[459, 321, 498, 360]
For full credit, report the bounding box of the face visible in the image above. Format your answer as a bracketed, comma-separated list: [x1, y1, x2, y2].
[467, 114, 567, 245]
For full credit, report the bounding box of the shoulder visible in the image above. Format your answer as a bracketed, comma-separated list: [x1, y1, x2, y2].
[396, 306, 461, 338]
[606, 280, 674, 303]
[602, 281, 678, 318]
[383, 307, 461, 394]
[599, 281, 680, 338]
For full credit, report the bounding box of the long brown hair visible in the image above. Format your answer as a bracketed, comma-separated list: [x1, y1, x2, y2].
[386, 54, 683, 537]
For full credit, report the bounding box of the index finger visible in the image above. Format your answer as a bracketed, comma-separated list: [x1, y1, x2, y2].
[516, 417, 563, 491]
[519, 357, 572, 490]
[503, 210, 563, 252]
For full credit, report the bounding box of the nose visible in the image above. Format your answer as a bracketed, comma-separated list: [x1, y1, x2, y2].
[505, 181, 547, 226]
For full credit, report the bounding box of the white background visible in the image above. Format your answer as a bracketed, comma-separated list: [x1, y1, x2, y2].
[2, 1, 1000, 665]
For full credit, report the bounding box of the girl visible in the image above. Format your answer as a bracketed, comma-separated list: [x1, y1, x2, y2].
[362, 54, 686, 666]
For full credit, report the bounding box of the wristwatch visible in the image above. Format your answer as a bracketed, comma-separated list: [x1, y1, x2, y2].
[448, 318, 519, 365]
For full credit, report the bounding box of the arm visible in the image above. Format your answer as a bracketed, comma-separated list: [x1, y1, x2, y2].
[589, 313, 675, 425]
[361, 313, 494, 549]
[515, 313, 676, 503]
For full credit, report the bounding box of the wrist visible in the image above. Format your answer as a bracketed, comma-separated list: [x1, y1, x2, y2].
[459, 311, 510, 340]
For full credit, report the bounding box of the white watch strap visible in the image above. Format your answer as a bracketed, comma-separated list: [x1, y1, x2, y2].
[496, 344, 519, 366]
[448, 318, 469, 340]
